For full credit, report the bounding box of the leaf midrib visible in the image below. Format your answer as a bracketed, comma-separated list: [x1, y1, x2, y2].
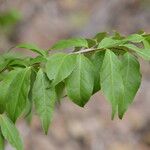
[41, 73, 48, 115]
[78, 55, 82, 105]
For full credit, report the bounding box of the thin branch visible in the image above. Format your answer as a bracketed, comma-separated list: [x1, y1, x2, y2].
[73, 48, 100, 54]
[73, 45, 129, 54]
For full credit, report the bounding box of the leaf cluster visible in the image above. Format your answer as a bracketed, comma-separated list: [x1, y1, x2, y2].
[0, 31, 150, 150]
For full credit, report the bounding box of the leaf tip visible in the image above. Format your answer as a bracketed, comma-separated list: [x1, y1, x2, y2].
[118, 112, 125, 120]
[44, 129, 49, 135]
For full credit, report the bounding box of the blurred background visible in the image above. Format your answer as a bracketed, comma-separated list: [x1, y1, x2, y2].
[0, 0, 150, 150]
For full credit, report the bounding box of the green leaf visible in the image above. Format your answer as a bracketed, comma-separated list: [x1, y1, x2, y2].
[0, 70, 17, 114]
[2, 51, 24, 60]
[111, 46, 127, 56]
[17, 43, 47, 56]
[24, 70, 36, 123]
[98, 37, 124, 49]
[143, 38, 150, 49]
[86, 39, 96, 48]
[125, 34, 144, 43]
[0, 69, 20, 105]
[51, 38, 88, 50]
[0, 132, 4, 150]
[0, 114, 23, 150]
[0, 57, 8, 72]
[65, 54, 94, 107]
[100, 50, 124, 119]
[6, 68, 31, 122]
[23, 69, 37, 118]
[33, 69, 56, 134]
[30, 56, 47, 65]
[28, 69, 37, 103]
[46, 53, 77, 86]
[137, 30, 145, 35]
[122, 44, 150, 60]
[89, 51, 105, 93]
[118, 53, 141, 118]
[55, 82, 65, 102]
[94, 32, 107, 43]
[113, 32, 125, 40]
[0, 104, 5, 114]
[9, 58, 29, 68]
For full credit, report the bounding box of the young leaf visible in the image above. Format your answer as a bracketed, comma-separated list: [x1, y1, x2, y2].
[94, 32, 107, 43]
[125, 34, 144, 43]
[100, 50, 124, 119]
[113, 32, 125, 40]
[0, 114, 23, 150]
[6, 68, 31, 122]
[46, 53, 77, 86]
[86, 39, 96, 48]
[33, 69, 56, 134]
[17, 43, 47, 56]
[122, 44, 150, 60]
[98, 37, 124, 49]
[65, 54, 94, 107]
[118, 53, 141, 118]
[89, 51, 105, 93]
[51, 38, 88, 50]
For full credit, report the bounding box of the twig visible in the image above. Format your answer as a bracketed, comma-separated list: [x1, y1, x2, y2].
[73, 48, 100, 54]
